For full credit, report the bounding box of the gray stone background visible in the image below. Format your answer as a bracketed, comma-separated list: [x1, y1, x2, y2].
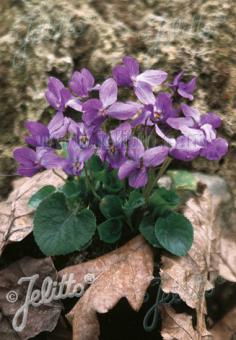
[0, 0, 235, 209]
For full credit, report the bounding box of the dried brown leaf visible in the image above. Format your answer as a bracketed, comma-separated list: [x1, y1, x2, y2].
[218, 209, 236, 282]
[0, 257, 62, 339]
[211, 307, 236, 339]
[0, 170, 66, 255]
[64, 236, 154, 340]
[219, 233, 236, 282]
[161, 306, 212, 340]
[160, 190, 221, 338]
[161, 306, 198, 340]
[59, 235, 150, 285]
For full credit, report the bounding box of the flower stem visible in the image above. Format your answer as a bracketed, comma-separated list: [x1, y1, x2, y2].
[84, 165, 101, 200]
[144, 157, 172, 200]
[52, 169, 66, 182]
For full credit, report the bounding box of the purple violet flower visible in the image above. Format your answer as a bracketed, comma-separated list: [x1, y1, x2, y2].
[25, 112, 70, 147]
[169, 71, 196, 100]
[69, 68, 99, 98]
[118, 137, 169, 188]
[63, 140, 95, 176]
[82, 78, 118, 127]
[67, 120, 96, 149]
[97, 123, 131, 169]
[155, 104, 228, 161]
[45, 77, 72, 111]
[14, 147, 44, 176]
[155, 124, 202, 161]
[143, 92, 179, 126]
[13, 147, 64, 176]
[112, 56, 168, 104]
[167, 104, 228, 160]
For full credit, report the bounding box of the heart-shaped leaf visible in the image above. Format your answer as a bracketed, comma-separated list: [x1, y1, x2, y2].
[139, 215, 161, 248]
[124, 190, 145, 217]
[99, 195, 123, 219]
[33, 192, 96, 255]
[28, 185, 56, 209]
[98, 218, 123, 243]
[148, 187, 180, 216]
[155, 211, 193, 256]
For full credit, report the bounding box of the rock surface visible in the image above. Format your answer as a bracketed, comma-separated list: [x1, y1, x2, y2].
[0, 0, 235, 202]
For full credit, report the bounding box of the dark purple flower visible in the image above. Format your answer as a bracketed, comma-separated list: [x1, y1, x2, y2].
[67, 121, 96, 149]
[155, 124, 202, 161]
[25, 122, 50, 147]
[48, 111, 71, 139]
[170, 72, 196, 100]
[118, 137, 169, 188]
[112, 56, 167, 104]
[97, 123, 131, 169]
[69, 68, 99, 98]
[107, 101, 141, 121]
[14, 147, 43, 176]
[45, 77, 72, 111]
[63, 140, 95, 176]
[143, 92, 179, 126]
[25, 112, 70, 147]
[82, 78, 118, 126]
[13, 147, 64, 176]
[156, 104, 228, 161]
[167, 104, 227, 160]
[200, 136, 228, 161]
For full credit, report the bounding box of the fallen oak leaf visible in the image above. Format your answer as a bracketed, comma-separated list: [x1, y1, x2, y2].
[0, 257, 62, 339]
[161, 306, 212, 340]
[0, 170, 66, 255]
[160, 190, 221, 338]
[65, 236, 154, 340]
[161, 306, 198, 340]
[59, 235, 150, 287]
[218, 210, 236, 282]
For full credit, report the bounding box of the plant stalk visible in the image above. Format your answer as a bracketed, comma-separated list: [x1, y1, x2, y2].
[84, 165, 101, 200]
[144, 157, 172, 200]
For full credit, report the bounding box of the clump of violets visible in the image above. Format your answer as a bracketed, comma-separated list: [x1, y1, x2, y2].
[14, 56, 228, 188]
[14, 56, 229, 258]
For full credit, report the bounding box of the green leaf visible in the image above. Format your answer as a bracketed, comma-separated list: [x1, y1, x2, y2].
[155, 211, 193, 256]
[28, 185, 56, 209]
[61, 177, 88, 199]
[139, 215, 161, 248]
[33, 192, 96, 256]
[98, 218, 122, 243]
[123, 190, 145, 217]
[148, 187, 180, 216]
[60, 180, 79, 198]
[99, 195, 124, 219]
[88, 155, 104, 172]
[103, 170, 124, 193]
[168, 170, 198, 191]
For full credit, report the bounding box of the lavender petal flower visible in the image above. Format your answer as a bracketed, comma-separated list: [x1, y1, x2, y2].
[82, 78, 117, 127]
[118, 137, 168, 188]
[107, 102, 141, 120]
[200, 137, 228, 161]
[63, 139, 94, 176]
[13, 147, 48, 176]
[69, 68, 95, 98]
[25, 121, 50, 147]
[143, 146, 169, 167]
[170, 72, 196, 101]
[200, 112, 222, 128]
[45, 77, 71, 111]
